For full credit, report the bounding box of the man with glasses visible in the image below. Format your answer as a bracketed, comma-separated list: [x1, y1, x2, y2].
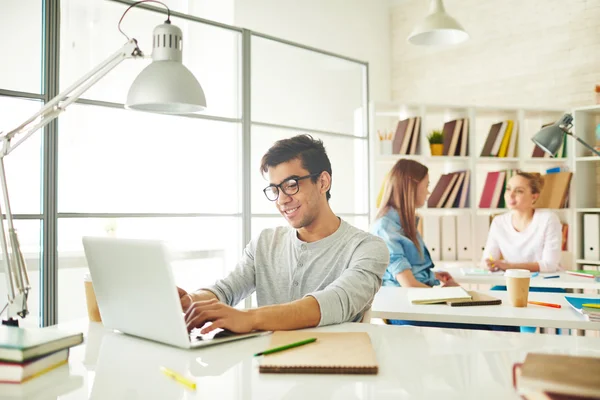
[178, 135, 389, 334]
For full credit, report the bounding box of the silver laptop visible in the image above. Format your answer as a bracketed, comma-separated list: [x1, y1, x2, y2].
[82, 236, 266, 349]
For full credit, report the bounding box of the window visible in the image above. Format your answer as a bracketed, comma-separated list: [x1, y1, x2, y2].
[0, 1, 368, 326]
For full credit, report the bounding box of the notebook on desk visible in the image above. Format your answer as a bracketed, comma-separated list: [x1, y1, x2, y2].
[407, 287, 472, 304]
[258, 331, 378, 374]
[446, 291, 502, 307]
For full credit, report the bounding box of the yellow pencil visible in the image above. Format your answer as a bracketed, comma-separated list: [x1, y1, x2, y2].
[160, 366, 196, 390]
[582, 303, 600, 309]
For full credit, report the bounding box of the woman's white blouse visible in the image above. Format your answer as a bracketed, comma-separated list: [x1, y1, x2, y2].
[482, 209, 562, 272]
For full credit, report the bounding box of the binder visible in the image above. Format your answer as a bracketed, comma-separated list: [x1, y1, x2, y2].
[441, 215, 456, 261]
[258, 332, 378, 374]
[423, 216, 441, 261]
[583, 214, 600, 261]
[456, 214, 471, 261]
[475, 215, 490, 261]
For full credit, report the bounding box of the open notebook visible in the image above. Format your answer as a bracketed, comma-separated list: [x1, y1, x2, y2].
[258, 331, 378, 374]
[407, 287, 472, 304]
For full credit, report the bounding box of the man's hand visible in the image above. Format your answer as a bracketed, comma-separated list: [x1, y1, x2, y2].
[177, 287, 192, 312]
[184, 298, 255, 334]
[434, 271, 453, 284]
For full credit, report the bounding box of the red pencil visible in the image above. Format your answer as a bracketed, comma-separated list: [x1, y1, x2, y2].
[528, 301, 561, 309]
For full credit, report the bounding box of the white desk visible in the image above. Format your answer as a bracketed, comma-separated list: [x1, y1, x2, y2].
[371, 287, 600, 331]
[452, 271, 600, 290]
[7, 320, 600, 400]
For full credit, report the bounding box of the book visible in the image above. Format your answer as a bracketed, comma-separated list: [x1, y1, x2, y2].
[0, 363, 82, 398]
[392, 118, 411, 154]
[513, 353, 600, 398]
[446, 291, 502, 307]
[258, 331, 378, 374]
[0, 325, 83, 363]
[406, 287, 471, 304]
[460, 268, 504, 276]
[408, 116, 421, 155]
[565, 270, 600, 279]
[497, 120, 513, 157]
[442, 119, 462, 156]
[480, 122, 504, 157]
[0, 349, 69, 383]
[535, 172, 572, 209]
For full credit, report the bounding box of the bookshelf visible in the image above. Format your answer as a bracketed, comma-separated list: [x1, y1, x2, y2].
[369, 101, 570, 270]
[571, 105, 600, 271]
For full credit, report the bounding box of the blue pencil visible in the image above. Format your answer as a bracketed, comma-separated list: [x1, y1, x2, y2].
[543, 275, 560, 279]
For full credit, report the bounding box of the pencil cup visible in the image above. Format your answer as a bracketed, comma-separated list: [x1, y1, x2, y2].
[84, 273, 102, 323]
[380, 140, 392, 155]
[505, 269, 530, 307]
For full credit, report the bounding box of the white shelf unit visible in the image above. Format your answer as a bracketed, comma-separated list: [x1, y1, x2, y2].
[571, 105, 600, 268]
[369, 101, 570, 269]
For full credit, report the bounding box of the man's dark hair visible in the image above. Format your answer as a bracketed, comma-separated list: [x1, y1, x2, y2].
[260, 134, 332, 200]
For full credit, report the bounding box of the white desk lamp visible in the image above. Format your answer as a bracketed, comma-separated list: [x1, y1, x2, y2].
[0, 0, 206, 326]
[531, 113, 600, 157]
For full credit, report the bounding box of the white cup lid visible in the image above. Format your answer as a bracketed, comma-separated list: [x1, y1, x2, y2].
[505, 269, 531, 278]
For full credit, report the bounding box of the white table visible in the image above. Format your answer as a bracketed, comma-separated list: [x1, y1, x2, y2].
[452, 271, 600, 290]
[371, 287, 600, 331]
[7, 320, 600, 400]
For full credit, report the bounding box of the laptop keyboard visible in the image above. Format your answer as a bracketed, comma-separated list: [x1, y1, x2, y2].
[190, 327, 238, 342]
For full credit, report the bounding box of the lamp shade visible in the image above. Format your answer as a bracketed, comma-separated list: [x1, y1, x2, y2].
[126, 22, 206, 114]
[531, 114, 573, 157]
[408, 0, 469, 46]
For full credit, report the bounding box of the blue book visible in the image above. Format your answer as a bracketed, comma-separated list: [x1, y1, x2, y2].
[546, 166, 569, 174]
[564, 296, 600, 320]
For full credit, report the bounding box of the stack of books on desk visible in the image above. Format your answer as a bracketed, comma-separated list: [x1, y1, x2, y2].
[0, 325, 83, 384]
[564, 297, 600, 322]
[514, 353, 600, 399]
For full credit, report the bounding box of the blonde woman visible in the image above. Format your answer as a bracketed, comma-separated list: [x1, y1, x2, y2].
[483, 171, 564, 333]
[483, 172, 562, 273]
[371, 159, 514, 330]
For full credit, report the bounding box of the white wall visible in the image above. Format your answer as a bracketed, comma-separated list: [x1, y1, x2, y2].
[391, 0, 600, 109]
[234, 0, 392, 103]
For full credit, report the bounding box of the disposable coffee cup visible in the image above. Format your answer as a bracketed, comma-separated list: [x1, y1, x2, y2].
[505, 269, 531, 307]
[84, 273, 102, 323]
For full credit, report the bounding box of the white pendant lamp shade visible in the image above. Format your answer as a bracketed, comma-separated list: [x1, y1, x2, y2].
[126, 22, 206, 114]
[408, 0, 469, 46]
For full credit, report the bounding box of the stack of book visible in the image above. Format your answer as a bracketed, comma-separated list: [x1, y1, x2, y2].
[441, 118, 469, 156]
[0, 325, 83, 384]
[479, 169, 517, 208]
[513, 353, 600, 399]
[392, 117, 421, 155]
[564, 296, 600, 322]
[426, 170, 470, 208]
[479, 170, 572, 209]
[480, 120, 518, 157]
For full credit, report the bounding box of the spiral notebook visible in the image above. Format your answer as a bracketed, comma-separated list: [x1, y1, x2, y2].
[446, 291, 502, 307]
[258, 331, 378, 374]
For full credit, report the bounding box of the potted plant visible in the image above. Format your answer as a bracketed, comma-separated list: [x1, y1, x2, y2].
[427, 130, 444, 156]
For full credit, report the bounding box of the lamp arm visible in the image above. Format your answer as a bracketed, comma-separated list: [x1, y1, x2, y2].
[2, 39, 142, 157]
[1, 39, 143, 323]
[565, 131, 600, 157]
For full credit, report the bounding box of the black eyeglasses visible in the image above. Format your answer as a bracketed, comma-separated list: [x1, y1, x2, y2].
[263, 173, 321, 201]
